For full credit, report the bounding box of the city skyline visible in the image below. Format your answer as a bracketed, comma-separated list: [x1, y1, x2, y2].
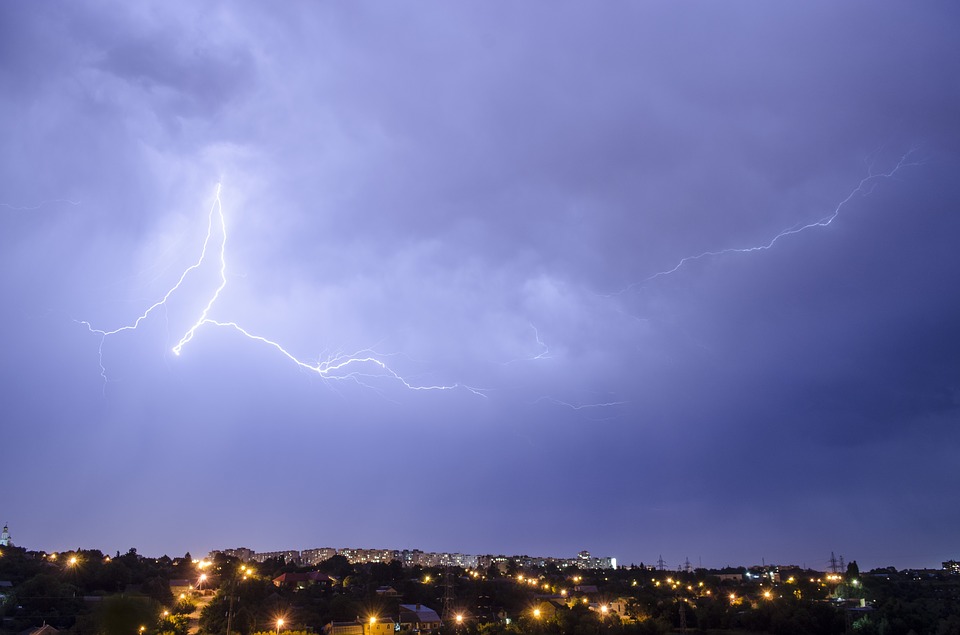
[1, 3, 958, 573]
[0, 520, 928, 573]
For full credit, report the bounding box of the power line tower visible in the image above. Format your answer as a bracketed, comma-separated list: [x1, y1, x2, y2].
[441, 567, 455, 622]
[828, 552, 839, 574]
[657, 556, 667, 572]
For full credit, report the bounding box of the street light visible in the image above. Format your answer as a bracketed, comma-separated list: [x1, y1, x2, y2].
[276, 618, 284, 635]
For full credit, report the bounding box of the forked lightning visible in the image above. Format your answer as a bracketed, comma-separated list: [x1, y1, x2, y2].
[81, 185, 483, 396]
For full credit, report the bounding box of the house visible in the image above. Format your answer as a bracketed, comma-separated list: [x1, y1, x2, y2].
[398, 604, 442, 633]
[272, 571, 336, 590]
[365, 618, 396, 635]
[169, 579, 193, 598]
[531, 600, 565, 620]
[713, 573, 743, 584]
[376, 586, 400, 597]
[324, 622, 363, 635]
[324, 619, 395, 635]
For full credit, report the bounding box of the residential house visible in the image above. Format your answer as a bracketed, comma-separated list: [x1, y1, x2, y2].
[272, 571, 336, 591]
[398, 604, 442, 633]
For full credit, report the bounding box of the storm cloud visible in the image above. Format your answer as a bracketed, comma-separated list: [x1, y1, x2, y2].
[1, 2, 958, 570]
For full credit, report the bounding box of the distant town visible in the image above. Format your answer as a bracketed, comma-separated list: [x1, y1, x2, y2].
[211, 546, 616, 572]
[1, 524, 958, 635]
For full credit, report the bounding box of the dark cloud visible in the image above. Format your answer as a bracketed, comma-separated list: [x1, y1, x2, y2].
[1, 2, 958, 570]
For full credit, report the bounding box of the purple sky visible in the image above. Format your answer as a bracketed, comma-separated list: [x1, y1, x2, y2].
[1, 3, 958, 571]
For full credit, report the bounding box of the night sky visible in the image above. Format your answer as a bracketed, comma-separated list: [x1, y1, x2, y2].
[2, 3, 958, 571]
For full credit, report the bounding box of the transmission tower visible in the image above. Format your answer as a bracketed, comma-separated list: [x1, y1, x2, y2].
[441, 567, 455, 622]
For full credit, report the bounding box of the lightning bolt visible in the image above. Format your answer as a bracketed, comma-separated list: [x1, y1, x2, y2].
[535, 396, 629, 411]
[502, 323, 551, 365]
[612, 150, 921, 295]
[81, 184, 485, 397]
[0, 198, 80, 212]
[534, 396, 629, 422]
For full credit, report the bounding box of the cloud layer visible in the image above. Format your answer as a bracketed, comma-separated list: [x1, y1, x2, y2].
[1, 2, 958, 569]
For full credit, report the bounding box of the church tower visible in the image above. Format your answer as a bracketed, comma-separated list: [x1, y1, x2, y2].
[0, 524, 10, 547]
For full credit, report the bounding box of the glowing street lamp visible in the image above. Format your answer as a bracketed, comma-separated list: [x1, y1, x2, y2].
[455, 615, 463, 625]
[533, 609, 541, 619]
[276, 618, 284, 635]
